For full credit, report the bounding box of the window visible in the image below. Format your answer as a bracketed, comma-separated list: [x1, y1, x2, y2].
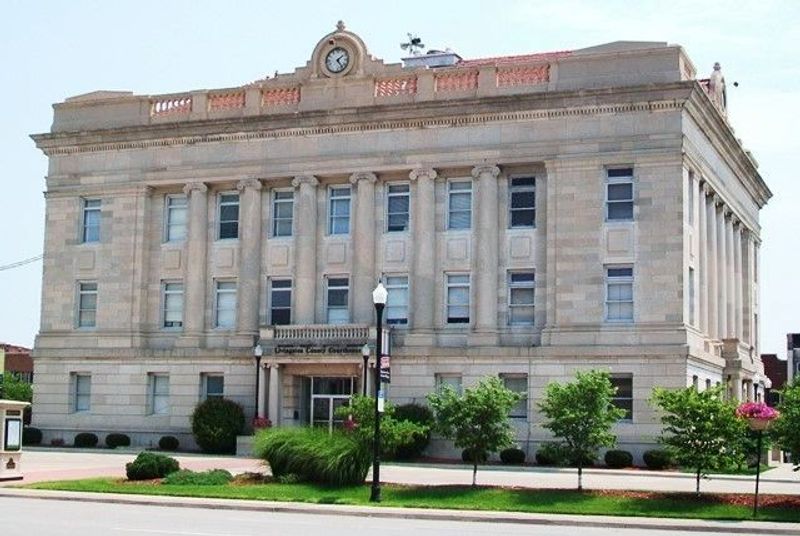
[435, 374, 462, 395]
[501, 374, 528, 418]
[218, 193, 239, 239]
[605, 266, 633, 322]
[385, 275, 409, 325]
[72, 373, 91, 413]
[215, 281, 237, 328]
[77, 282, 98, 328]
[162, 282, 183, 329]
[328, 186, 351, 235]
[509, 177, 536, 228]
[692, 375, 699, 390]
[81, 198, 101, 243]
[610, 375, 633, 421]
[688, 267, 696, 326]
[448, 181, 472, 230]
[326, 277, 349, 324]
[272, 190, 294, 237]
[386, 183, 410, 232]
[147, 374, 170, 415]
[605, 168, 634, 221]
[270, 279, 292, 325]
[164, 195, 187, 242]
[446, 274, 470, 324]
[705, 378, 712, 391]
[508, 272, 535, 325]
[202, 374, 224, 400]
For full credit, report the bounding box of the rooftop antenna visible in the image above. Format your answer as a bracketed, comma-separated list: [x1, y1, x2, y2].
[400, 33, 425, 56]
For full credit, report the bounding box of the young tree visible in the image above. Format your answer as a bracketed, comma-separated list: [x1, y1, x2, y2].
[651, 386, 746, 495]
[0, 374, 33, 402]
[538, 370, 626, 490]
[427, 376, 523, 486]
[772, 377, 800, 471]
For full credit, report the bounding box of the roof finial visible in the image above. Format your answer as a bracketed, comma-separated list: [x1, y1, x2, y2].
[336, 20, 345, 32]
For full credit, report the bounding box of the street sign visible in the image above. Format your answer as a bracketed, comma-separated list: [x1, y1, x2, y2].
[380, 328, 391, 383]
[377, 389, 385, 413]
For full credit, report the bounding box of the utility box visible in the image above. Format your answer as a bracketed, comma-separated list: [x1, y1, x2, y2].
[0, 399, 30, 481]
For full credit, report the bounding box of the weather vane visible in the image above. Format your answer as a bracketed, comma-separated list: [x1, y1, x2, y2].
[400, 33, 425, 56]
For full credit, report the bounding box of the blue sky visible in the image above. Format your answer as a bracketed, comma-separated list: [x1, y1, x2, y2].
[1, 0, 798, 356]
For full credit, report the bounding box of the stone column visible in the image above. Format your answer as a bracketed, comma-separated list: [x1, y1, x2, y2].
[733, 221, 744, 340]
[181, 182, 208, 339]
[409, 168, 437, 333]
[268, 363, 281, 426]
[706, 193, 718, 340]
[471, 164, 500, 335]
[257, 363, 268, 419]
[350, 172, 378, 324]
[742, 230, 752, 344]
[716, 202, 727, 339]
[726, 213, 736, 338]
[698, 182, 708, 334]
[236, 178, 263, 336]
[292, 175, 319, 324]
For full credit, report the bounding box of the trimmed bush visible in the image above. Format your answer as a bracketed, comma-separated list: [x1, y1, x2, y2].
[461, 447, 487, 465]
[643, 449, 673, 470]
[163, 469, 232, 486]
[500, 447, 526, 465]
[22, 427, 42, 446]
[604, 449, 634, 469]
[191, 398, 245, 454]
[392, 403, 434, 460]
[535, 442, 567, 466]
[105, 433, 131, 449]
[254, 427, 370, 487]
[159, 435, 180, 451]
[125, 452, 180, 480]
[74, 432, 99, 448]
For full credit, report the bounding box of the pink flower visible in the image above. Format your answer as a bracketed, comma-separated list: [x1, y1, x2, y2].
[252, 417, 272, 429]
[735, 402, 779, 420]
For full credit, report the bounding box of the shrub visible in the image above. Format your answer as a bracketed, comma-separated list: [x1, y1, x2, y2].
[74, 432, 99, 448]
[125, 452, 180, 480]
[500, 447, 526, 465]
[643, 449, 673, 470]
[159, 435, 180, 451]
[50, 438, 65, 447]
[392, 403, 434, 460]
[253, 427, 370, 487]
[461, 447, 487, 464]
[22, 427, 42, 446]
[604, 449, 633, 469]
[535, 442, 567, 466]
[105, 433, 131, 449]
[191, 398, 245, 454]
[163, 469, 232, 486]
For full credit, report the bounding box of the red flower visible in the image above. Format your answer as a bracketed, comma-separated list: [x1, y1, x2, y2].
[252, 417, 272, 429]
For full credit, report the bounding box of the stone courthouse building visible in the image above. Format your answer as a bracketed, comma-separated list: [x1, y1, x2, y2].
[31, 23, 771, 457]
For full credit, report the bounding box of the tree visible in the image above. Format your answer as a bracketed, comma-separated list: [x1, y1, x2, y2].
[772, 377, 800, 471]
[427, 376, 523, 486]
[651, 386, 746, 495]
[0, 374, 33, 402]
[538, 370, 625, 490]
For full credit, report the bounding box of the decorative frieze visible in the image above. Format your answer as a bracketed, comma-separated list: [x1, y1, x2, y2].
[496, 65, 550, 87]
[434, 71, 478, 92]
[262, 87, 301, 107]
[374, 77, 418, 97]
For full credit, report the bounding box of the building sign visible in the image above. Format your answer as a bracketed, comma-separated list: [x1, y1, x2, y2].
[274, 343, 366, 355]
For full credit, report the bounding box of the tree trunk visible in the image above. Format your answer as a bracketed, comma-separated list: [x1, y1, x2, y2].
[472, 461, 478, 487]
[695, 467, 701, 496]
[578, 461, 583, 491]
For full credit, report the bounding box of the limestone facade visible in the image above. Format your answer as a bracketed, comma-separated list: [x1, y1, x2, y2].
[30, 25, 771, 458]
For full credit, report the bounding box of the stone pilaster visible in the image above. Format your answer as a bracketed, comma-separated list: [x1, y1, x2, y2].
[409, 167, 437, 334]
[715, 201, 727, 339]
[292, 175, 319, 324]
[350, 172, 378, 324]
[236, 178, 263, 336]
[471, 164, 500, 339]
[698, 182, 708, 334]
[725, 213, 736, 338]
[257, 363, 267, 418]
[268, 363, 282, 425]
[180, 182, 208, 342]
[705, 189, 718, 340]
[733, 220, 743, 340]
[742, 230, 752, 344]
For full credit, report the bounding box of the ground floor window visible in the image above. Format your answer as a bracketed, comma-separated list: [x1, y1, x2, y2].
[610, 374, 633, 421]
[435, 373, 463, 395]
[501, 374, 528, 419]
[201, 374, 224, 400]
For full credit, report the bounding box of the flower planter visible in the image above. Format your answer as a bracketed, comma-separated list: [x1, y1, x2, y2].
[747, 417, 771, 431]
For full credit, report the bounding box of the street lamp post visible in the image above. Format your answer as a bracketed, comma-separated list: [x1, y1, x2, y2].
[361, 343, 370, 397]
[370, 281, 388, 503]
[253, 343, 263, 419]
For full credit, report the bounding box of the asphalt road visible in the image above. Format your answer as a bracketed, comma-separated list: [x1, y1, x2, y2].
[0, 497, 766, 536]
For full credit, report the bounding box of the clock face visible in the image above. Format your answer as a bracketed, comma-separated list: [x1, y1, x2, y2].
[325, 47, 350, 74]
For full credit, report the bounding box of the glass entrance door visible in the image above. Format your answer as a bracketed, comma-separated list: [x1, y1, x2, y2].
[310, 377, 354, 431]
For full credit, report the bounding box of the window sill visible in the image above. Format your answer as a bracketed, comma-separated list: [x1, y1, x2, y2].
[215, 238, 240, 243]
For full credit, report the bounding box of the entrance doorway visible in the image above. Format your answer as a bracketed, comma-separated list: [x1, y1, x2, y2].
[309, 377, 355, 431]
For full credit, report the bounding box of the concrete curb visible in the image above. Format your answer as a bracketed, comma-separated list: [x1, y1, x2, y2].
[2, 488, 798, 535]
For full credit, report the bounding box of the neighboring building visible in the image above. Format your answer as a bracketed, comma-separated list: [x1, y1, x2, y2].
[762, 353, 787, 407]
[30, 23, 771, 457]
[788, 333, 800, 381]
[1, 343, 33, 383]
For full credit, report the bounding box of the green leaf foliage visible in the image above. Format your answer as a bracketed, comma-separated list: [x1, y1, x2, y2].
[651, 386, 746, 494]
[190, 398, 245, 454]
[0, 374, 33, 402]
[125, 452, 180, 480]
[162, 469, 233, 486]
[772, 377, 800, 470]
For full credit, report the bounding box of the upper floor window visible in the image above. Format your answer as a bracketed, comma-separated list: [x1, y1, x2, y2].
[610, 374, 633, 421]
[77, 282, 97, 328]
[386, 184, 410, 232]
[326, 277, 349, 324]
[164, 195, 187, 242]
[272, 190, 294, 237]
[72, 373, 91, 413]
[214, 280, 237, 328]
[162, 282, 183, 329]
[501, 374, 528, 419]
[385, 275, 409, 325]
[605, 168, 634, 222]
[82, 198, 101, 243]
[147, 373, 170, 415]
[435, 373, 463, 395]
[446, 274, 470, 324]
[218, 193, 239, 239]
[605, 266, 633, 322]
[328, 186, 351, 235]
[448, 181, 472, 230]
[201, 374, 224, 401]
[509, 177, 536, 228]
[508, 272, 535, 325]
[270, 279, 292, 326]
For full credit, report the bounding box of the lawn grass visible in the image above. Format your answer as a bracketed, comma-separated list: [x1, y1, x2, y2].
[24, 478, 800, 523]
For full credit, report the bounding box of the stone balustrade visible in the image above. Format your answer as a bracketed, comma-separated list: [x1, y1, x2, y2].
[150, 95, 192, 117]
[208, 91, 245, 111]
[266, 324, 371, 345]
